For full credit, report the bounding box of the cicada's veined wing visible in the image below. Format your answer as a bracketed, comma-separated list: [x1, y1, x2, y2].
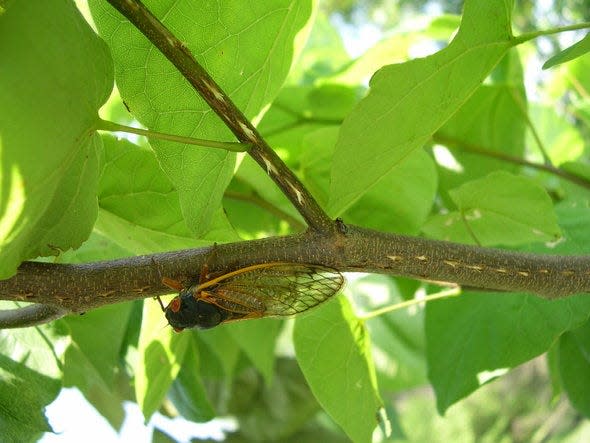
[196, 263, 344, 317]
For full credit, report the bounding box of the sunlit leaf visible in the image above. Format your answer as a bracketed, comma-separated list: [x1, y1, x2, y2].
[0, 0, 113, 278]
[327, 0, 515, 216]
[427, 203, 590, 413]
[543, 33, 590, 69]
[558, 321, 590, 417]
[89, 0, 316, 235]
[136, 300, 191, 420]
[0, 326, 66, 441]
[423, 171, 561, 246]
[294, 297, 382, 443]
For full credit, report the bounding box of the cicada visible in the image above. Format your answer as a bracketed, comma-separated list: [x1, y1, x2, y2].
[159, 263, 344, 332]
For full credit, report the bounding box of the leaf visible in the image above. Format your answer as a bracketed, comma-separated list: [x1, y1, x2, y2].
[434, 81, 527, 204]
[197, 327, 242, 380]
[301, 127, 437, 235]
[0, 0, 113, 278]
[63, 344, 126, 430]
[99, 135, 195, 238]
[294, 297, 382, 443]
[63, 302, 133, 386]
[228, 359, 323, 441]
[543, 33, 590, 70]
[89, 0, 316, 235]
[95, 137, 237, 253]
[427, 291, 590, 414]
[423, 171, 561, 246]
[426, 203, 590, 413]
[226, 318, 282, 385]
[327, 0, 515, 216]
[558, 321, 590, 417]
[0, 326, 66, 441]
[168, 341, 215, 423]
[227, 155, 302, 236]
[287, 12, 350, 85]
[328, 14, 460, 86]
[353, 276, 428, 392]
[527, 103, 584, 165]
[136, 300, 191, 420]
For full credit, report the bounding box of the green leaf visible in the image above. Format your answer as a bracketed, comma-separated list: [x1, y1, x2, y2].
[55, 229, 133, 263]
[136, 300, 191, 420]
[328, 14, 460, 87]
[63, 344, 126, 430]
[558, 321, 590, 417]
[226, 319, 281, 385]
[287, 12, 350, 85]
[99, 135, 195, 238]
[353, 276, 428, 392]
[168, 341, 215, 423]
[527, 103, 585, 165]
[543, 33, 590, 70]
[228, 359, 323, 441]
[327, 0, 515, 216]
[294, 297, 382, 443]
[427, 291, 590, 414]
[301, 127, 437, 235]
[89, 0, 316, 236]
[0, 326, 66, 441]
[345, 148, 437, 235]
[198, 327, 241, 379]
[64, 303, 133, 386]
[0, 0, 113, 278]
[423, 171, 561, 246]
[95, 136, 237, 253]
[227, 155, 302, 236]
[434, 81, 527, 204]
[427, 203, 590, 413]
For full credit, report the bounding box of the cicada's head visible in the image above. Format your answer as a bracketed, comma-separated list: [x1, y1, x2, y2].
[164, 290, 227, 331]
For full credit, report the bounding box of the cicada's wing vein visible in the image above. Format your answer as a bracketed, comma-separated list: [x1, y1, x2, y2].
[209, 263, 344, 317]
[201, 288, 265, 315]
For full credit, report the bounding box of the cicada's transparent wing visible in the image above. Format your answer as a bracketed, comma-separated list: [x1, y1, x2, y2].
[201, 263, 344, 317]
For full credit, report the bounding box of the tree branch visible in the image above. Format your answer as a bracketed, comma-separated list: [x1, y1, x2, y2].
[104, 0, 335, 233]
[1, 224, 589, 325]
[433, 133, 590, 190]
[0, 304, 68, 329]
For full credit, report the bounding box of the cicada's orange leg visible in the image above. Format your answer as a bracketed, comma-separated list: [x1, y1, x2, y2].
[155, 277, 184, 313]
[155, 295, 166, 312]
[198, 264, 210, 286]
[162, 277, 184, 292]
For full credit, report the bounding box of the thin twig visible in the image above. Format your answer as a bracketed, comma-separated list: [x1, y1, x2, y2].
[224, 190, 306, 231]
[433, 133, 590, 190]
[0, 304, 68, 328]
[262, 107, 590, 191]
[105, 0, 335, 234]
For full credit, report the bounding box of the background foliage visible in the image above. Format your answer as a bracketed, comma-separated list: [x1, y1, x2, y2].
[2, 0, 590, 441]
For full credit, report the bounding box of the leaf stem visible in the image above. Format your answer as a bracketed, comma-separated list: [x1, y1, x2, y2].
[359, 287, 461, 320]
[97, 118, 250, 152]
[513, 22, 590, 45]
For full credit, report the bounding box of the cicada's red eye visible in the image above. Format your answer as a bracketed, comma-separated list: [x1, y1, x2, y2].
[168, 296, 182, 313]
